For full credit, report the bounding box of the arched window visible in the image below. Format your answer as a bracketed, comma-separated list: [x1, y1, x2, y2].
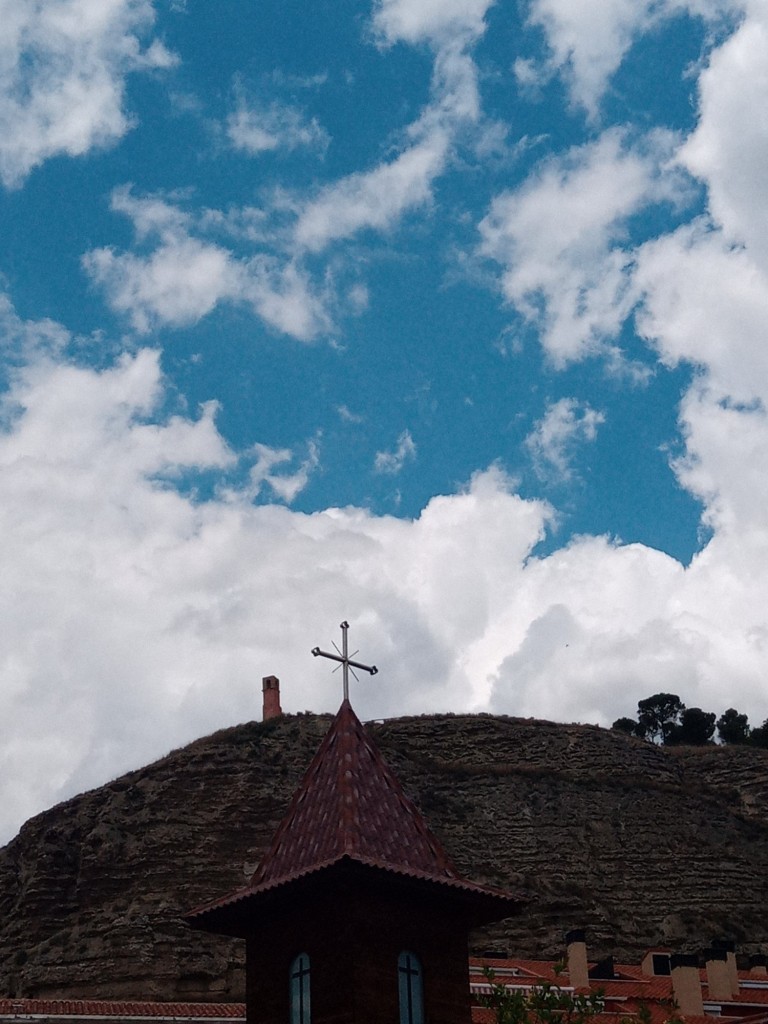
[289, 952, 311, 1024]
[398, 950, 424, 1024]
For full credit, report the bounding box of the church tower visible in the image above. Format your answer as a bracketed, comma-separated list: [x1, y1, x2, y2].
[187, 629, 521, 1023]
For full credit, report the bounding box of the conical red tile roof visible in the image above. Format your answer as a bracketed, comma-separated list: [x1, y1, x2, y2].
[187, 701, 521, 929]
[250, 699, 459, 887]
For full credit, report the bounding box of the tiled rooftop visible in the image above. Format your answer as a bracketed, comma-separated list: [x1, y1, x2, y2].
[5, 958, 767, 1024]
[188, 699, 521, 923]
[468, 955, 768, 1024]
[250, 698, 459, 886]
[0, 1001, 244, 1019]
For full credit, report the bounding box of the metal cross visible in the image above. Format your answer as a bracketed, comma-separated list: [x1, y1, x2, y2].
[311, 621, 378, 702]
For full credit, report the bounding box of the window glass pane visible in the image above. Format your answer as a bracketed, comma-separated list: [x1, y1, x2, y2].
[290, 953, 311, 1024]
[398, 951, 423, 1024]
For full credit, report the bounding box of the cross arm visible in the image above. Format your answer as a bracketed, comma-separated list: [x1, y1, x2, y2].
[311, 646, 341, 663]
[311, 647, 378, 675]
[348, 657, 378, 676]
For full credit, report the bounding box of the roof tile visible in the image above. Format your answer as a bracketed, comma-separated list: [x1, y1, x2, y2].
[250, 699, 459, 887]
[187, 700, 522, 925]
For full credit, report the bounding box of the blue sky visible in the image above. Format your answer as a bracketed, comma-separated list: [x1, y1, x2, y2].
[1, 0, 768, 843]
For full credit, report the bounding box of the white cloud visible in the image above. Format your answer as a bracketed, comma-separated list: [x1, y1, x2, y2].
[524, 397, 605, 482]
[247, 439, 320, 504]
[83, 188, 332, 340]
[631, 3, 768, 542]
[674, 382, 768, 537]
[0, 0, 177, 188]
[294, 130, 450, 252]
[632, 230, 768, 549]
[523, 0, 738, 119]
[3, 297, 768, 845]
[479, 128, 687, 365]
[374, 429, 417, 474]
[680, 4, 768, 266]
[84, 234, 238, 333]
[110, 183, 190, 239]
[241, 256, 333, 340]
[84, 0, 494, 338]
[347, 283, 370, 314]
[524, 0, 659, 119]
[337, 404, 364, 424]
[372, 0, 495, 47]
[291, 0, 491, 257]
[226, 97, 328, 156]
[9, 1, 768, 851]
[414, 37, 483, 130]
[635, 221, 768, 406]
[0, 308, 552, 842]
[290, 33, 481, 256]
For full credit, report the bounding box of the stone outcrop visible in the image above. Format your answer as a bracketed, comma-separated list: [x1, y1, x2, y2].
[1, 712, 768, 1001]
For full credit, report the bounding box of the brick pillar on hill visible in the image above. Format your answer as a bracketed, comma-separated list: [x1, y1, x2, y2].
[261, 676, 282, 721]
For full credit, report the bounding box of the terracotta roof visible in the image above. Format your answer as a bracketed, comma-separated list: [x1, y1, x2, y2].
[250, 699, 459, 886]
[187, 700, 522, 925]
[0, 1001, 244, 1018]
[468, 956, 768, 1024]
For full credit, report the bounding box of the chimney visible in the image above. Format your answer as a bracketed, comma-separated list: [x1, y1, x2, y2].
[704, 948, 732, 1001]
[749, 955, 768, 978]
[566, 929, 589, 990]
[262, 675, 282, 721]
[642, 950, 672, 976]
[712, 939, 739, 997]
[671, 954, 704, 1017]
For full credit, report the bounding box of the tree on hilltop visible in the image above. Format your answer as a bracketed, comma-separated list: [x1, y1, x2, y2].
[717, 708, 751, 744]
[751, 719, 768, 748]
[613, 695, 768, 748]
[636, 693, 685, 744]
[667, 707, 716, 745]
[611, 717, 638, 736]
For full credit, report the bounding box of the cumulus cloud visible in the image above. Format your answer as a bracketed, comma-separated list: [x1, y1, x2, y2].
[635, 221, 768, 405]
[81, 0, 495, 338]
[85, 128, 450, 336]
[83, 187, 331, 340]
[680, 3, 768, 265]
[226, 96, 328, 156]
[479, 128, 688, 365]
[523, 0, 659, 118]
[0, 307, 551, 841]
[373, 429, 417, 474]
[247, 439, 320, 503]
[290, 30, 483, 257]
[294, 131, 450, 252]
[522, 0, 738, 118]
[0, 0, 177, 188]
[487, 512, 768, 729]
[525, 398, 605, 482]
[372, 0, 495, 47]
[7, 0, 768, 853]
[632, 230, 768, 549]
[337, 404, 364, 424]
[84, 233, 238, 333]
[291, 0, 492, 256]
[632, 3, 768, 542]
[3, 293, 768, 844]
[241, 257, 333, 340]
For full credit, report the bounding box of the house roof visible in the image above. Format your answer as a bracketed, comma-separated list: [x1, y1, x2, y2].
[0, 1000, 244, 1019]
[467, 956, 768, 1024]
[187, 700, 521, 928]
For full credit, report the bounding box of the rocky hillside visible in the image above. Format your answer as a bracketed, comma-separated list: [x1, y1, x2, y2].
[2, 712, 768, 1002]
